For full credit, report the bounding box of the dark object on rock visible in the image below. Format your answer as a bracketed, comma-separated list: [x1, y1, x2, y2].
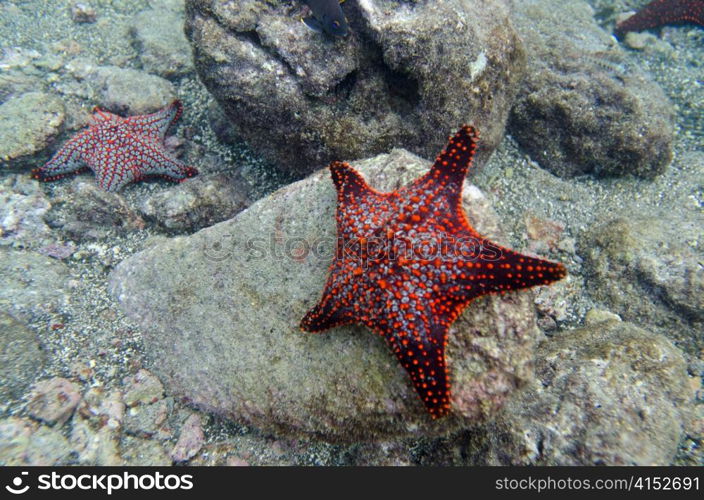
[615, 0, 704, 39]
[300, 0, 349, 37]
[71, 3, 97, 24]
[185, 0, 525, 177]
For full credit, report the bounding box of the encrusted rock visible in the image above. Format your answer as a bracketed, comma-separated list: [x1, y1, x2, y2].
[0, 174, 52, 249]
[70, 416, 123, 465]
[109, 148, 551, 441]
[467, 320, 692, 465]
[580, 212, 703, 353]
[0, 417, 72, 465]
[139, 173, 250, 233]
[123, 369, 165, 407]
[0, 92, 65, 169]
[508, 0, 674, 178]
[45, 179, 145, 240]
[78, 387, 125, 430]
[0, 312, 46, 405]
[0, 249, 70, 321]
[123, 399, 171, 438]
[64, 60, 176, 116]
[26, 377, 82, 426]
[170, 414, 205, 462]
[130, 7, 194, 78]
[185, 0, 525, 176]
[71, 3, 97, 24]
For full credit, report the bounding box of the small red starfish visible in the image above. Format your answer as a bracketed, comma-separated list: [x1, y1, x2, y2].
[33, 100, 198, 192]
[301, 126, 567, 418]
[615, 0, 704, 39]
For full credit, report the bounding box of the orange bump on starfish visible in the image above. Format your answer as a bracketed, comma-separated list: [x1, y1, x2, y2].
[301, 126, 567, 418]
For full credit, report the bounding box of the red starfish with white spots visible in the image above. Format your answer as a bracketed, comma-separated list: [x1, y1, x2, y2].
[33, 100, 198, 192]
[301, 126, 567, 418]
[615, 0, 704, 38]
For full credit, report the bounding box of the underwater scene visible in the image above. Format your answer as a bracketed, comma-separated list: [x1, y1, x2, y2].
[0, 0, 701, 466]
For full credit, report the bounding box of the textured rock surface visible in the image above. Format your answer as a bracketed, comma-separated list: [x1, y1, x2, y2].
[0, 249, 70, 322]
[469, 320, 692, 465]
[26, 377, 82, 426]
[580, 212, 703, 353]
[0, 92, 65, 169]
[170, 414, 205, 462]
[109, 148, 552, 441]
[185, 0, 525, 176]
[123, 369, 165, 407]
[64, 60, 176, 115]
[130, 6, 194, 79]
[45, 180, 145, 240]
[139, 173, 250, 233]
[0, 312, 45, 406]
[70, 417, 124, 465]
[508, 0, 674, 178]
[0, 174, 52, 249]
[121, 436, 172, 465]
[0, 417, 72, 466]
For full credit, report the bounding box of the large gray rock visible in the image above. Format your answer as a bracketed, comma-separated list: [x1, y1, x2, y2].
[469, 320, 692, 465]
[508, 0, 674, 178]
[580, 212, 703, 354]
[64, 60, 176, 116]
[109, 148, 552, 442]
[185, 0, 525, 176]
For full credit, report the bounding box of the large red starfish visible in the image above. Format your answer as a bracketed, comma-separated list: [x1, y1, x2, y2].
[301, 126, 567, 418]
[615, 0, 704, 39]
[33, 100, 198, 192]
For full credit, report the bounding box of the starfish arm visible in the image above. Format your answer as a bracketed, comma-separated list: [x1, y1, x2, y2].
[95, 157, 135, 192]
[124, 100, 183, 141]
[414, 125, 478, 197]
[32, 129, 93, 182]
[615, 0, 704, 38]
[375, 319, 451, 418]
[127, 135, 198, 185]
[300, 294, 355, 332]
[451, 243, 566, 300]
[329, 160, 380, 203]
